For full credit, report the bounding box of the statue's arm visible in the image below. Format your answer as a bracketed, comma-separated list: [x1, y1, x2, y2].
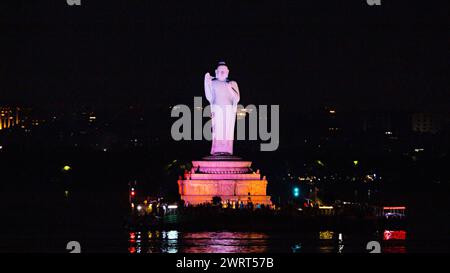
[204, 73, 214, 103]
[229, 81, 240, 104]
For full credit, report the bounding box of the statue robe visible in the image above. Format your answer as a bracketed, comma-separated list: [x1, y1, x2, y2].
[204, 79, 240, 155]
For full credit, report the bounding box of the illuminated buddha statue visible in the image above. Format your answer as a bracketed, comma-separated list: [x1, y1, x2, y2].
[204, 62, 240, 155]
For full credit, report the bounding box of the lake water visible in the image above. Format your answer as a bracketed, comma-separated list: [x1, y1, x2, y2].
[126, 230, 413, 253]
[0, 190, 447, 253]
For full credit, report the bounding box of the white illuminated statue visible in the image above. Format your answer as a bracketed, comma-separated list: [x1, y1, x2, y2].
[204, 62, 240, 155]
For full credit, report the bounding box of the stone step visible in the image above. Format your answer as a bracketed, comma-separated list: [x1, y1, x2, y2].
[189, 173, 261, 180]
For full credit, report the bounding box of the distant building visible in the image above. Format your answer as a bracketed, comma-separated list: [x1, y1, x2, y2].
[411, 113, 441, 134]
[361, 114, 392, 133]
[0, 107, 20, 130]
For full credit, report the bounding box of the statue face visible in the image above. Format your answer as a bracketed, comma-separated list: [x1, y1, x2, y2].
[215, 65, 229, 81]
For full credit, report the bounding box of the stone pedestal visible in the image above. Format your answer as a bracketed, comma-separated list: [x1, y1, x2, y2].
[178, 156, 271, 206]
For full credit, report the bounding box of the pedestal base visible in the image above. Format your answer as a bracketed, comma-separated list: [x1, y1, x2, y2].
[180, 195, 272, 206]
[178, 156, 271, 206]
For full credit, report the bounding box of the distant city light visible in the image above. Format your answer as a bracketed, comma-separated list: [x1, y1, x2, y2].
[167, 205, 178, 209]
[137, 205, 142, 211]
[319, 231, 334, 240]
[383, 206, 406, 210]
[63, 165, 71, 171]
[383, 230, 406, 241]
[319, 206, 334, 209]
[353, 160, 359, 166]
[365, 174, 375, 182]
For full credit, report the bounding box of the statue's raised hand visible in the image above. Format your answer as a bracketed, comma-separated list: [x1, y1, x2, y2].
[204, 73, 213, 85]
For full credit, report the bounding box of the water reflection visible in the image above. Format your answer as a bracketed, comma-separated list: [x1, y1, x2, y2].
[382, 245, 407, 253]
[128, 231, 269, 253]
[382, 230, 407, 253]
[127, 230, 408, 253]
[291, 243, 302, 253]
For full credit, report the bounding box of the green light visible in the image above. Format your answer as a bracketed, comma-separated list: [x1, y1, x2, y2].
[353, 160, 359, 166]
[63, 165, 71, 171]
[293, 187, 300, 198]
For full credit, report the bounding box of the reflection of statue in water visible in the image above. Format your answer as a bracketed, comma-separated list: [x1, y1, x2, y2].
[204, 61, 240, 155]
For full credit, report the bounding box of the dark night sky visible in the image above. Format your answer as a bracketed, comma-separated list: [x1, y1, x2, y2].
[1, 0, 449, 112]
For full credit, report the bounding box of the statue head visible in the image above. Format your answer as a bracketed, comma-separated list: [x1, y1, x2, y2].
[215, 61, 229, 81]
